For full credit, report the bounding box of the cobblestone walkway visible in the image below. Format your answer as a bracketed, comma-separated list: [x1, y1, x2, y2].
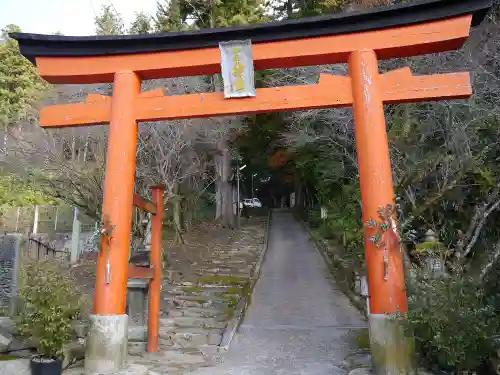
[190, 209, 365, 375]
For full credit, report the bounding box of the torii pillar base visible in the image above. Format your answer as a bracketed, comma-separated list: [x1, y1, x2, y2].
[84, 314, 128, 375]
[368, 312, 415, 375]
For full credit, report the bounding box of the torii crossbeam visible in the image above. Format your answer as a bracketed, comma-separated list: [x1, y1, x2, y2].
[11, 1, 492, 374]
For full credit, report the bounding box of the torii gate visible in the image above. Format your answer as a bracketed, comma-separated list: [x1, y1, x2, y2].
[11, 0, 492, 374]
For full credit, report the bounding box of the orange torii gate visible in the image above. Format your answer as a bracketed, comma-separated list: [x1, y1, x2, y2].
[11, 0, 492, 374]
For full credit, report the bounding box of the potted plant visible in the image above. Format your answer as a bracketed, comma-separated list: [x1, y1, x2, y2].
[15, 261, 84, 375]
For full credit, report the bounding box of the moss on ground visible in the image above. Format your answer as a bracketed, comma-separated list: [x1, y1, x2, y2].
[355, 328, 370, 349]
[225, 286, 243, 295]
[197, 275, 247, 286]
[222, 295, 240, 308]
[128, 338, 145, 343]
[0, 355, 18, 361]
[223, 307, 234, 317]
[191, 298, 207, 304]
[183, 286, 202, 293]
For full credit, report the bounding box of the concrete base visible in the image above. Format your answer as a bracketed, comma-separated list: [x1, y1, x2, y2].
[369, 313, 416, 375]
[84, 314, 128, 375]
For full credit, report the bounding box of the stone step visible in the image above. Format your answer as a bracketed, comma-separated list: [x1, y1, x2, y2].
[164, 307, 228, 320]
[167, 255, 257, 265]
[164, 298, 230, 310]
[158, 327, 223, 348]
[140, 347, 206, 364]
[168, 294, 229, 303]
[165, 285, 243, 296]
[167, 294, 241, 309]
[133, 348, 208, 375]
[169, 266, 253, 274]
[160, 316, 227, 329]
[164, 271, 252, 284]
[166, 278, 249, 288]
[197, 267, 252, 274]
[201, 259, 247, 265]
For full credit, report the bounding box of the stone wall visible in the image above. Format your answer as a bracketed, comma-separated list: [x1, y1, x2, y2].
[0, 236, 21, 315]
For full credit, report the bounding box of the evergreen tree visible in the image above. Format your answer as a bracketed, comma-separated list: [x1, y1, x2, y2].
[154, 0, 183, 32]
[94, 5, 125, 35]
[269, 0, 346, 19]
[0, 24, 47, 127]
[185, 0, 269, 28]
[129, 11, 153, 34]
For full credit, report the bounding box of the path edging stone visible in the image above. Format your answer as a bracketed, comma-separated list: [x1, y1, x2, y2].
[218, 210, 272, 352]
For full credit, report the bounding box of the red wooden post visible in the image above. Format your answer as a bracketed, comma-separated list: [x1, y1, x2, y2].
[148, 186, 164, 352]
[349, 50, 407, 315]
[86, 70, 141, 374]
[349, 50, 411, 374]
[94, 71, 141, 315]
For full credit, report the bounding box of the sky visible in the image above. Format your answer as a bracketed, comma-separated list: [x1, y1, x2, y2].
[0, 0, 158, 36]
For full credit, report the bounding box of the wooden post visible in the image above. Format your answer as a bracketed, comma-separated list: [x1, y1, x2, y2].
[349, 50, 407, 314]
[32, 205, 39, 235]
[15, 207, 20, 232]
[86, 71, 140, 375]
[148, 186, 164, 352]
[349, 50, 413, 375]
[54, 206, 59, 231]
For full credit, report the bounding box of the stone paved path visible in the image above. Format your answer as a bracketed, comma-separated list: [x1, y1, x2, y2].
[190, 209, 366, 375]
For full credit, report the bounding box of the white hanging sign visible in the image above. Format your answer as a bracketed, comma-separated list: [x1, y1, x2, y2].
[320, 206, 328, 219]
[219, 40, 256, 99]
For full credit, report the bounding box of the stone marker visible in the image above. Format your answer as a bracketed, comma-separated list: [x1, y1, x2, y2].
[0, 326, 12, 352]
[0, 235, 21, 316]
[127, 278, 148, 342]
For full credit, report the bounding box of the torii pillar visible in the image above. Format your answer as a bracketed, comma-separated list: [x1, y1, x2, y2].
[84, 71, 140, 374]
[350, 50, 412, 373]
[10, 1, 491, 373]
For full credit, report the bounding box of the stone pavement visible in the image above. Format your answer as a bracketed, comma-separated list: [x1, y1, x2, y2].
[189, 209, 366, 375]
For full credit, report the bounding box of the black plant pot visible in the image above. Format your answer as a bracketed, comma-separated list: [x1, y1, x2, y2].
[30, 356, 62, 375]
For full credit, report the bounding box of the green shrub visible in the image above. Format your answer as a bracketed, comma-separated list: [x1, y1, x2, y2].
[405, 275, 500, 372]
[15, 262, 85, 359]
[354, 328, 371, 349]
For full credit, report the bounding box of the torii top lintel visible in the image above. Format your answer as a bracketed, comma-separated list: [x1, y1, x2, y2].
[11, 0, 492, 85]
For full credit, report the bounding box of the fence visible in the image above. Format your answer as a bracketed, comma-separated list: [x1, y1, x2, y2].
[24, 235, 71, 264]
[0, 205, 96, 234]
[0, 204, 152, 266]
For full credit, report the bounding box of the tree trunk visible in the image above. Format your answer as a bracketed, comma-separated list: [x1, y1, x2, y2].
[220, 136, 235, 228]
[294, 168, 303, 208]
[83, 135, 89, 163]
[287, 0, 293, 17]
[184, 193, 197, 231]
[71, 134, 76, 162]
[172, 184, 184, 243]
[215, 156, 222, 220]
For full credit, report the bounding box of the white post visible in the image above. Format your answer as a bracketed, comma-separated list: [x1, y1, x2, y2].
[70, 207, 81, 265]
[252, 173, 257, 198]
[33, 205, 39, 235]
[54, 207, 59, 231]
[237, 165, 240, 217]
[15, 207, 20, 232]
